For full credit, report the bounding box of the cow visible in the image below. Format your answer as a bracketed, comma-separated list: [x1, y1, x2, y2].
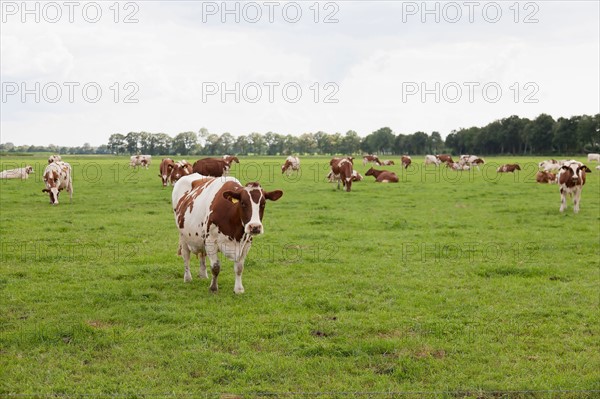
[380, 160, 395, 166]
[365, 167, 399, 183]
[192, 158, 231, 177]
[41, 161, 73, 205]
[130, 155, 151, 169]
[539, 159, 560, 172]
[327, 169, 362, 183]
[557, 161, 591, 213]
[159, 158, 175, 187]
[48, 155, 62, 164]
[281, 156, 300, 176]
[424, 155, 440, 166]
[400, 156, 412, 169]
[0, 166, 34, 179]
[351, 170, 363, 181]
[172, 173, 283, 293]
[596, 165, 600, 170]
[362, 155, 381, 166]
[587, 153, 600, 163]
[329, 157, 354, 192]
[446, 161, 470, 171]
[436, 154, 454, 163]
[497, 164, 521, 173]
[536, 171, 557, 184]
[223, 155, 240, 164]
[170, 160, 193, 185]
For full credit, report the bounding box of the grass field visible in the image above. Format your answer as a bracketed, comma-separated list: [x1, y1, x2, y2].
[1, 155, 599, 398]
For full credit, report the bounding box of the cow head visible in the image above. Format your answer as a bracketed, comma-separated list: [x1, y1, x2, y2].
[560, 163, 590, 186]
[281, 160, 291, 174]
[365, 167, 375, 177]
[159, 159, 175, 186]
[42, 170, 61, 204]
[25, 166, 34, 174]
[223, 182, 283, 235]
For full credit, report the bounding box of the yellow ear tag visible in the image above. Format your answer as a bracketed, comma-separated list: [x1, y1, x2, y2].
[231, 198, 239, 203]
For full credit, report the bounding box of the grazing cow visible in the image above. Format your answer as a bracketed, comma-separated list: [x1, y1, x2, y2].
[0, 166, 34, 179]
[330, 157, 354, 192]
[170, 160, 193, 184]
[281, 156, 300, 176]
[587, 153, 600, 163]
[536, 171, 557, 184]
[365, 168, 399, 183]
[192, 158, 231, 177]
[558, 161, 591, 213]
[362, 155, 381, 166]
[539, 159, 560, 172]
[48, 155, 62, 164]
[401, 156, 412, 169]
[497, 164, 521, 173]
[223, 155, 240, 164]
[159, 158, 175, 187]
[172, 173, 283, 293]
[380, 160, 395, 166]
[42, 161, 73, 205]
[436, 154, 454, 164]
[130, 155, 151, 169]
[424, 155, 440, 166]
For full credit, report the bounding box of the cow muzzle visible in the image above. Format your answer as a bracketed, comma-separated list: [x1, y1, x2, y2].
[246, 223, 263, 235]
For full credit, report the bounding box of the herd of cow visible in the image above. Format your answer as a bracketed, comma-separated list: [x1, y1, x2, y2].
[0, 152, 597, 293]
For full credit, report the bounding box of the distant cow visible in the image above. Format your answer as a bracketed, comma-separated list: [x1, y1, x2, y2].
[424, 155, 440, 166]
[0, 165, 34, 179]
[327, 169, 362, 183]
[558, 161, 591, 213]
[130, 155, 151, 169]
[401, 156, 412, 169]
[365, 168, 399, 183]
[536, 171, 556, 184]
[192, 158, 231, 177]
[380, 160, 395, 166]
[362, 155, 381, 166]
[281, 156, 300, 176]
[172, 173, 283, 293]
[159, 158, 175, 187]
[436, 154, 453, 163]
[48, 155, 62, 164]
[42, 161, 73, 205]
[170, 160, 193, 184]
[539, 159, 560, 172]
[330, 157, 354, 192]
[223, 155, 240, 164]
[446, 161, 470, 171]
[587, 153, 600, 162]
[497, 164, 521, 173]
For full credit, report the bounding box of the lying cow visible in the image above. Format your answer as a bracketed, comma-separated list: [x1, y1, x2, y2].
[558, 161, 591, 213]
[192, 158, 231, 177]
[539, 159, 560, 172]
[172, 173, 283, 293]
[281, 156, 300, 176]
[446, 161, 470, 171]
[536, 171, 556, 184]
[365, 168, 399, 183]
[329, 157, 354, 192]
[380, 160, 395, 166]
[327, 169, 362, 182]
[0, 166, 34, 179]
[497, 164, 521, 173]
[362, 155, 381, 166]
[42, 161, 73, 205]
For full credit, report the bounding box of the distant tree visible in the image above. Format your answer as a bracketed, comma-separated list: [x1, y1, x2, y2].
[125, 132, 140, 154]
[108, 133, 126, 155]
[172, 132, 198, 155]
[340, 130, 361, 155]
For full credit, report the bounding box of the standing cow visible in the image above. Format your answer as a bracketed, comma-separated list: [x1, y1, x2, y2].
[558, 161, 591, 213]
[281, 156, 300, 176]
[159, 158, 175, 187]
[172, 174, 283, 293]
[329, 157, 354, 192]
[42, 161, 73, 205]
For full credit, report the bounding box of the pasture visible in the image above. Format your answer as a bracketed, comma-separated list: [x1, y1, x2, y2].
[1, 155, 598, 398]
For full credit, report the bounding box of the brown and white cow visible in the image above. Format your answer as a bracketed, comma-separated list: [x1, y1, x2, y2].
[329, 157, 354, 192]
[192, 158, 231, 177]
[130, 155, 152, 169]
[558, 161, 591, 213]
[42, 161, 73, 205]
[380, 160, 395, 166]
[159, 158, 175, 187]
[281, 156, 300, 176]
[172, 173, 283, 293]
[48, 155, 62, 164]
[424, 155, 440, 166]
[497, 164, 521, 173]
[365, 168, 399, 183]
[536, 171, 556, 184]
[401, 156, 412, 169]
[0, 165, 34, 179]
[446, 161, 470, 171]
[362, 155, 381, 166]
[436, 154, 454, 164]
[170, 160, 193, 184]
[223, 155, 240, 164]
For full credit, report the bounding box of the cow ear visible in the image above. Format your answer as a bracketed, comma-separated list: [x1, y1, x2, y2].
[223, 190, 242, 203]
[265, 190, 283, 202]
[583, 165, 591, 173]
[561, 165, 570, 171]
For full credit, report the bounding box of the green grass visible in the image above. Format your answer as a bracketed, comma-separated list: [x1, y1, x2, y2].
[1, 155, 599, 398]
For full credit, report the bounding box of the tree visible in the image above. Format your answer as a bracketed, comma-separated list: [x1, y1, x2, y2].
[340, 130, 361, 155]
[172, 132, 198, 155]
[125, 132, 140, 154]
[108, 134, 126, 155]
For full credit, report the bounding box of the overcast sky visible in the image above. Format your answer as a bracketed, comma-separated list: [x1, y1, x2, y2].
[1, 1, 598, 146]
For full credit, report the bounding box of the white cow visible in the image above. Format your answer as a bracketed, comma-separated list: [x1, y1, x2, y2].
[539, 159, 560, 172]
[0, 166, 34, 179]
[424, 155, 440, 166]
[587, 153, 600, 162]
[42, 161, 73, 205]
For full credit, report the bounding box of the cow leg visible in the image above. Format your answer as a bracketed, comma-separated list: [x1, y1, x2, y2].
[180, 243, 193, 283]
[559, 188, 567, 212]
[198, 251, 208, 279]
[206, 246, 220, 292]
[233, 260, 246, 294]
[573, 187, 581, 213]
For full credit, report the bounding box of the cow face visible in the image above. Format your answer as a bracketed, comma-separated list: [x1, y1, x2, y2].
[560, 163, 590, 187]
[42, 170, 60, 204]
[25, 166, 33, 174]
[223, 182, 283, 235]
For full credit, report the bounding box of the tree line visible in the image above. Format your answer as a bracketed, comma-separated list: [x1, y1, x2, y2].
[2, 114, 598, 156]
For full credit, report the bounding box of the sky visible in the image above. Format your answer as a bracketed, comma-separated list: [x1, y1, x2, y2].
[1, 0, 598, 147]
